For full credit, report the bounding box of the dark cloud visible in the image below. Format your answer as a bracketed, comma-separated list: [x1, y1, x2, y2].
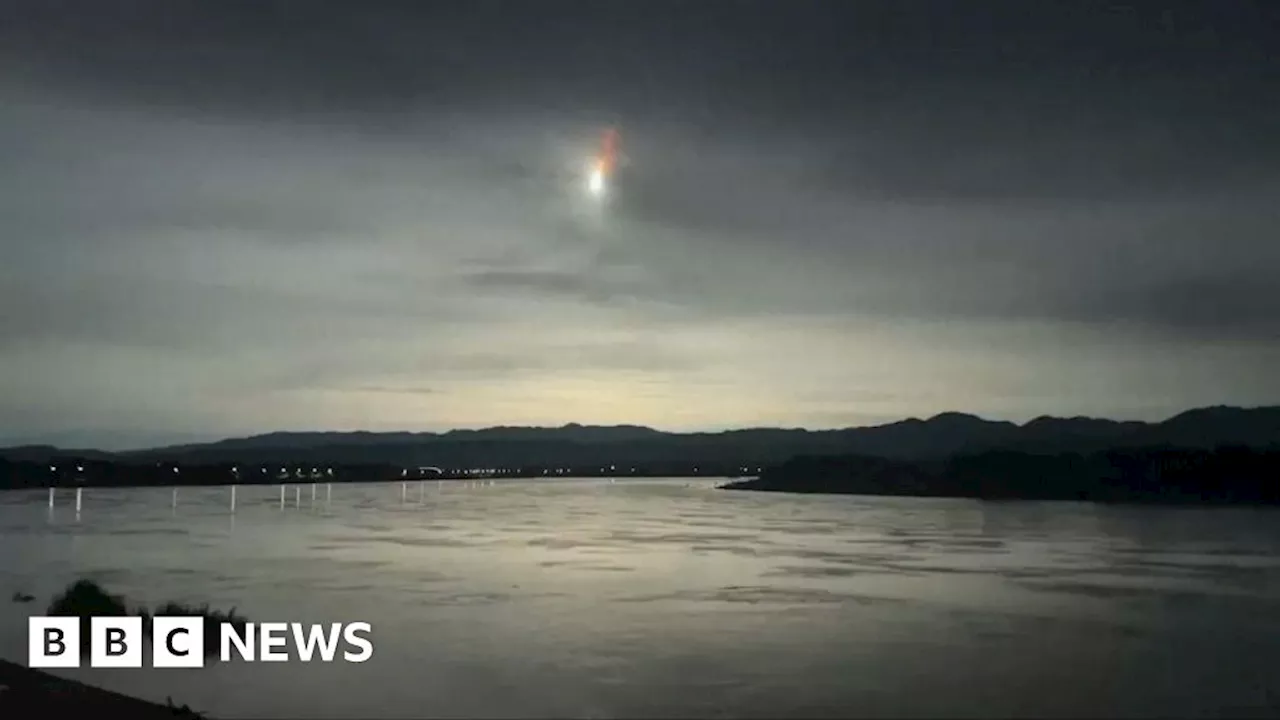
[5, 2, 1274, 122]
[817, 93, 1280, 205]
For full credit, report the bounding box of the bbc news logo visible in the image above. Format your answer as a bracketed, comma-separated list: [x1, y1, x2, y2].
[29, 617, 373, 668]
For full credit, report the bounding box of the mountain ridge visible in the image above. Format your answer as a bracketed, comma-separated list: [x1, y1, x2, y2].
[3, 405, 1278, 468]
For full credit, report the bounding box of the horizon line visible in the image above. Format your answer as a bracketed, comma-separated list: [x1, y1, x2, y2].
[3, 403, 1273, 454]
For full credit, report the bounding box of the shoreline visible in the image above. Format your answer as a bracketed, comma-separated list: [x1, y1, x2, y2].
[717, 447, 1280, 506]
[0, 660, 204, 717]
[719, 476, 1280, 506]
[0, 474, 730, 493]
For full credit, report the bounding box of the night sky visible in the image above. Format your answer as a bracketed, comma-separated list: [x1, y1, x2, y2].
[1, 1, 1278, 449]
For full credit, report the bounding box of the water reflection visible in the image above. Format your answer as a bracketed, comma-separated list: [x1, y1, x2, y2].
[0, 479, 1278, 718]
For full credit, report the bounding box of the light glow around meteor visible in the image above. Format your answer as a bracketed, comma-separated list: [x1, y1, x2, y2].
[587, 162, 606, 198]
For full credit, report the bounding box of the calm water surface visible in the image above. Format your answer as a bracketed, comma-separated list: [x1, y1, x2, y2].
[2, 477, 1279, 718]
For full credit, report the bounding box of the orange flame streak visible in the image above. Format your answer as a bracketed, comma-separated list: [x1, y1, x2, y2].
[598, 127, 619, 176]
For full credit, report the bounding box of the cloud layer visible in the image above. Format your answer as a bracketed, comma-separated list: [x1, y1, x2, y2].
[1, 1, 1277, 447]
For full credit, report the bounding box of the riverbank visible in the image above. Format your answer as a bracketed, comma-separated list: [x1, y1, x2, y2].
[721, 446, 1280, 505]
[1, 579, 240, 717]
[0, 660, 204, 717]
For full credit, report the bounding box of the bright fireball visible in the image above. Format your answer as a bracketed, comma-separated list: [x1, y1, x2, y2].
[587, 162, 606, 197]
[585, 127, 619, 199]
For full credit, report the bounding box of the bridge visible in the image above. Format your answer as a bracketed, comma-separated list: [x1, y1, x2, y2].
[401, 466, 444, 478]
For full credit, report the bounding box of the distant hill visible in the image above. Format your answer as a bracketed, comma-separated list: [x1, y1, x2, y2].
[3, 405, 1277, 469]
[0, 445, 117, 463]
[724, 445, 1280, 506]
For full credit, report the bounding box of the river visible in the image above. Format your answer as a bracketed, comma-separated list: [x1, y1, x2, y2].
[1, 477, 1278, 717]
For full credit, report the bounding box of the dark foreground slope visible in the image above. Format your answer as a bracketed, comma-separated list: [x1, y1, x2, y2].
[724, 446, 1280, 505]
[0, 660, 203, 717]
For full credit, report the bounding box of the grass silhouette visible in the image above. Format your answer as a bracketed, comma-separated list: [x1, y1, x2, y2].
[45, 578, 246, 659]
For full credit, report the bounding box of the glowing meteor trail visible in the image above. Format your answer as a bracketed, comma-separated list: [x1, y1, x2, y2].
[585, 127, 620, 199]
